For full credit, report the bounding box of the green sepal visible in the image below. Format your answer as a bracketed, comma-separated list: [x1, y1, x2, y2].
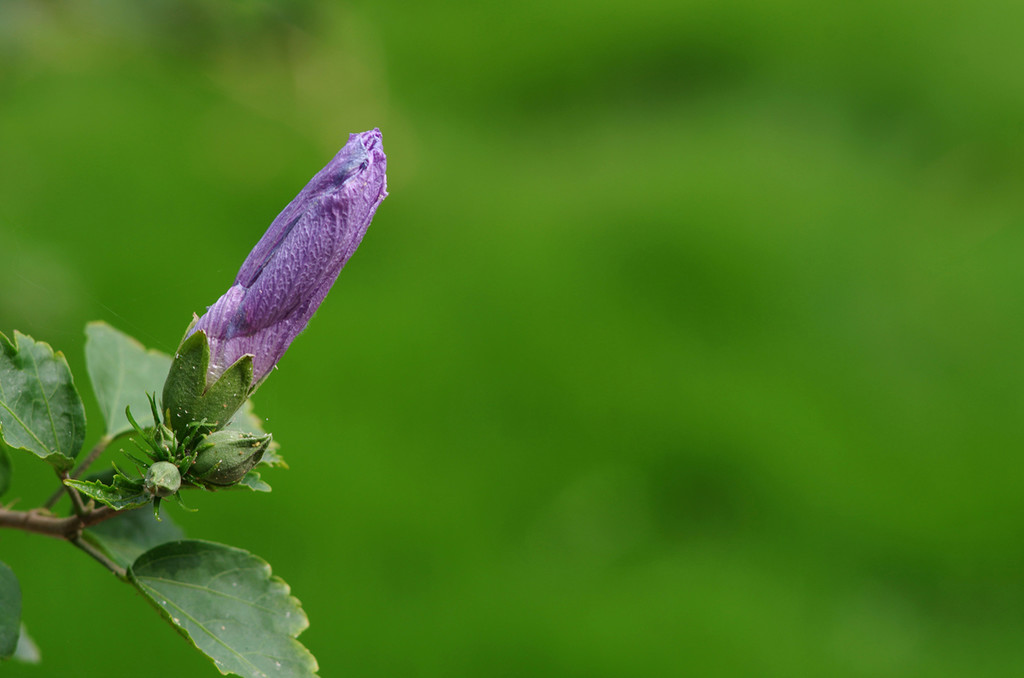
[196, 353, 253, 431]
[227, 399, 286, 468]
[65, 471, 151, 511]
[169, 490, 198, 512]
[162, 330, 254, 441]
[0, 331, 85, 471]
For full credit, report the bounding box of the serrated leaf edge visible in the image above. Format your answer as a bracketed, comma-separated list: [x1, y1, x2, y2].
[129, 540, 317, 678]
[0, 331, 82, 470]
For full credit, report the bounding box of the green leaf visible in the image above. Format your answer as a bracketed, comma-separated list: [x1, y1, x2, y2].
[85, 507, 185, 570]
[0, 331, 85, 471]
[258, 446, 286, 470]
[236, 471, 272, 492]
[85, 322, 172, 437]
[227, 399, 285, 468]
[13, 624, 39, 664]
[65, 473, 150, 511]
[0, 446, 10, 498]
[0, 561, 21, 660]
[129, 540, 318, 678]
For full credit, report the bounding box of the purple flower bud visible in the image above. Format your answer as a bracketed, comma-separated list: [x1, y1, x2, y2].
[190, 128, 387, 386]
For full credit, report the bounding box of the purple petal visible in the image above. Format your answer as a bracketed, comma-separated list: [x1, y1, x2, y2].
[191, 129, 387, 385]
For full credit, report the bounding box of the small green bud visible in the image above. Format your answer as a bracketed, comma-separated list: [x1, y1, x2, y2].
[189, 430, 270, 486]
[145, 461, 181, 498]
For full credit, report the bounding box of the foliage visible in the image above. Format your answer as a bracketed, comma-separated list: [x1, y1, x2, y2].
[84, 321, 172, 437]
[0, 561, 20, 660]
[9, 1, 1024, 676]
[0, 331, 85, 471]
[130, 541, 317, 677]
[0, 116, 384, 675]
[0, 323, 315, 676]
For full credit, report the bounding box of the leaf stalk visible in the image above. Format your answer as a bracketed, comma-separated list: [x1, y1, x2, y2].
[42, 435, 114, 510]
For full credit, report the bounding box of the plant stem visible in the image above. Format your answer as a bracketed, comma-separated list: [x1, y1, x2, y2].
[72, 434, 114, 480]
[0, 504, 120, 539]
[60, 471, 89, 517]
[0, 507, 79, 538]
[9, 432, 137, 579]
[42, 435, 114, 510]
[0, 504, 128, 577]
[72, 536, 127, 579]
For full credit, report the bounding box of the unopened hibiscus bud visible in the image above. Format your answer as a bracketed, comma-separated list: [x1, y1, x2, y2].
[189, 430, 271, 487]
[194, 128, 386, 385]
[162, 129, 387, 438]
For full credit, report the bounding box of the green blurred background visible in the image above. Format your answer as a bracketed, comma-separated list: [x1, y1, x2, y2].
[3, 0, 1024, 675]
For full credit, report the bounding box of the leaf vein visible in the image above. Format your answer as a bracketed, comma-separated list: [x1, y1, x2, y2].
[0, 399, 50, 452]
[153, 596, 265, 676]
[26, 345, 60, 454]
[139, 577, 286, 617]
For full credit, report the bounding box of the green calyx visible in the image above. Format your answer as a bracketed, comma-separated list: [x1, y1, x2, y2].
[70, 389, 273, 517]
[189, 430, 270, 487]
[162, 330, 254, 441]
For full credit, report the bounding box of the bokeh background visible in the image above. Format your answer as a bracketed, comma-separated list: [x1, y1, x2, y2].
[3, 1, 1024, 675]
